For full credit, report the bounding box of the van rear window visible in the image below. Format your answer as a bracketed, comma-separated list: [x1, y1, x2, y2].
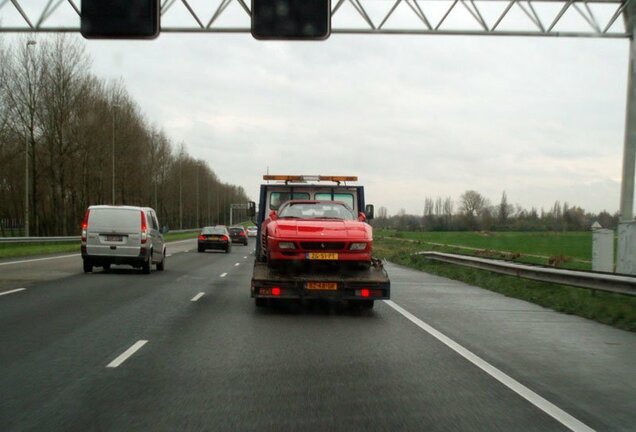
[88, 208, 140, 232]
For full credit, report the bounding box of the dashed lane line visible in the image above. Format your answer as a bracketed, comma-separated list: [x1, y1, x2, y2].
[234, 263, 240, 267]
[384, 300, 595, 432]
[0, 288, 26, 297]
[106, 340, 148, 368]
[220, 273, 227, 278]
[190, 292, 205, 302]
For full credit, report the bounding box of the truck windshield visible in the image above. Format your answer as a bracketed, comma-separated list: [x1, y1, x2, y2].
[279, 202, 355, 220]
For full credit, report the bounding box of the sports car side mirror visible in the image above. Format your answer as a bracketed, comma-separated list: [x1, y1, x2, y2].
[268, 210, 278, 221]
[358, 212, 367, 222]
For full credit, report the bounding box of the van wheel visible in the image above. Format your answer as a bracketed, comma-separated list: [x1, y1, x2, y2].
[156, 252, 165, 271]
[142, 256, 151, 274]
[83, 260, 93, 273]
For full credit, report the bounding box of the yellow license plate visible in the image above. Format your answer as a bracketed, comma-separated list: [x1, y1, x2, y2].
[307, 252, 338, 260]
[306, 282, 338, 290]
[209, 236, 219, 240]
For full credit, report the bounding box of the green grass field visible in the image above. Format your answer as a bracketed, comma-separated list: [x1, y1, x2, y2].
[376, 229, 593, 270]
[374, 236, 635, 332]
[0, 230, 199, 260]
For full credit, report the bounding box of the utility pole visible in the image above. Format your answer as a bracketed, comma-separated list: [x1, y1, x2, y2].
[111, 103, 120, 205]
[23, 40, 36, 236]
[196, 164, 200, 228]
[179, 154, 183, 230]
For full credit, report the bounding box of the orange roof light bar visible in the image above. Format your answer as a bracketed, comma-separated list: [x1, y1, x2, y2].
[263, 175, 358, 182]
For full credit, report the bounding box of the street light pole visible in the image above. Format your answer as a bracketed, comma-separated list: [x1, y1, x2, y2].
[111, 103, 120, 205]
[24, 39, 36, 237]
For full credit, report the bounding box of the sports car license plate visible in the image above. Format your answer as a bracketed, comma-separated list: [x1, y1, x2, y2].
[106, 235, 122, 241]
[306, 282, 337, 290]
[208, 235, 219, 240]
[306, 252, 338, 260]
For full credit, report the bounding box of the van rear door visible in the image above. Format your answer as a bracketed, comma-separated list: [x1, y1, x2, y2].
[86, 208, 142, 257]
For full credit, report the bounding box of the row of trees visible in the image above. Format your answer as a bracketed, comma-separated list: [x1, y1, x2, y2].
[0, 36, 249, 236]
[373, 191, 620, 232]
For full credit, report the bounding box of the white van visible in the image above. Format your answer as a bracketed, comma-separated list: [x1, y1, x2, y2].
[80, 205, 166, 274]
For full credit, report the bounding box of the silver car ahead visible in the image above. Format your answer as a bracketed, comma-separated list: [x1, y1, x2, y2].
[81, 205, 167, 274]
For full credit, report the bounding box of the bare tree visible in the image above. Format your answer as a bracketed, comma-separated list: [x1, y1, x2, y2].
[460, 190, 485, 216]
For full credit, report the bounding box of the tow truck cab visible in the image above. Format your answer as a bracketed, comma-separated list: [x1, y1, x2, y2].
[250, 175, 390, 308]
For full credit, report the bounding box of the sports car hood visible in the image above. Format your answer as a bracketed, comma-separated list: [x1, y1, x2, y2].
[269, 219, 372, 241]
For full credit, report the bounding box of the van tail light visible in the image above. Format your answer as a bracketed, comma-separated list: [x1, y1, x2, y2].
[81, 209, 90, 242]
[140, 211, 148, 244]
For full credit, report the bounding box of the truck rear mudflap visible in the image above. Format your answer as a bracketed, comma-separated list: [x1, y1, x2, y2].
[251, 259, 390, 301]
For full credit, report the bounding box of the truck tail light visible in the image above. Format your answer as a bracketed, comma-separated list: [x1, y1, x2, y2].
[81, 209, 90, 242]
[140, 211, 148, 244]
[258, 287, 282, 296]
[355, 288, 382, 298]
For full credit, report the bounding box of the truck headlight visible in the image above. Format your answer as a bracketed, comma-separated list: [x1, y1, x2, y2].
[278, 241, 296, 250]
[349, 242, 367, 251]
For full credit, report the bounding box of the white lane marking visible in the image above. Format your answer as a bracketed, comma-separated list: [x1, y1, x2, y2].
[0, 238, 194, 268]
[0, 254, 78, 267]
[220, 273, 227, 278]
[166, 254, 172, 257]
[0, 288, 26, 297]
[384, 300, 595, 432]
[184, 249, 191, 253]
[234, 263, 240, 267]
[243, 256, 247, 259]
[106, 340, 148, 368]
[191, 292, 205, 302]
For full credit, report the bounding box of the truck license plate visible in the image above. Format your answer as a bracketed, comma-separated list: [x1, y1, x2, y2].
[306, 252, 338, 260]
[306, 282, 337, 290]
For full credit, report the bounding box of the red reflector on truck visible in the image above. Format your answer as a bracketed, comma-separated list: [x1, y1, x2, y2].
[355, 288, 382, 298]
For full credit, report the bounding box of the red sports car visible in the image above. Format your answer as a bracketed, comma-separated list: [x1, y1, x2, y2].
[262, 200, 372, 267]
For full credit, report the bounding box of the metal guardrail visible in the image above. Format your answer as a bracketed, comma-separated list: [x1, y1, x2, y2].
[0, 229, 201, 244]
[416, 251, 636, 297]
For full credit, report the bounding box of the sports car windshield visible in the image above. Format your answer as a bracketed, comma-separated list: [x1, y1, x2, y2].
[279, 202, 355, 220]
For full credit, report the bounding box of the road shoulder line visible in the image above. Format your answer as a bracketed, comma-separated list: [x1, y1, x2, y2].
[0, 288, 27, 297]
[384, 300, 595, 432]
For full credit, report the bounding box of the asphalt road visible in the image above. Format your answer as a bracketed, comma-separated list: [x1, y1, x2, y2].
[0, 238, 635, 431]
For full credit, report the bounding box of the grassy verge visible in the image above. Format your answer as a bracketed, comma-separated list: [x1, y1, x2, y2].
[375, 238, 636, 332]
[376, 230, 592, 271]
[0, 231, 199, 260]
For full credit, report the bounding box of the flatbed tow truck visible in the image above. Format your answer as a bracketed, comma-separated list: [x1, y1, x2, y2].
[249, 175, 391, 308]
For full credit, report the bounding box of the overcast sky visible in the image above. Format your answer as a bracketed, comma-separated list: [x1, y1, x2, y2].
[2, 1, 631, 215]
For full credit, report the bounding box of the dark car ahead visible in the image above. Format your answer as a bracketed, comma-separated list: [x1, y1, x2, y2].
[198, 226, 231, 253]
[229, 226, 249, 245]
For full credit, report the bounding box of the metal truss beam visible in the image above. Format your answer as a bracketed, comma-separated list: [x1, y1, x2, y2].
[0, 0, 631, 38]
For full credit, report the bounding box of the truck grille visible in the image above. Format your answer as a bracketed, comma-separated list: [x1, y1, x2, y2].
[300, 242, 345, 251]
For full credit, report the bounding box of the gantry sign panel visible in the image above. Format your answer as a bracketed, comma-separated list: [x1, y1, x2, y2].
[0, 0, 630, 38]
